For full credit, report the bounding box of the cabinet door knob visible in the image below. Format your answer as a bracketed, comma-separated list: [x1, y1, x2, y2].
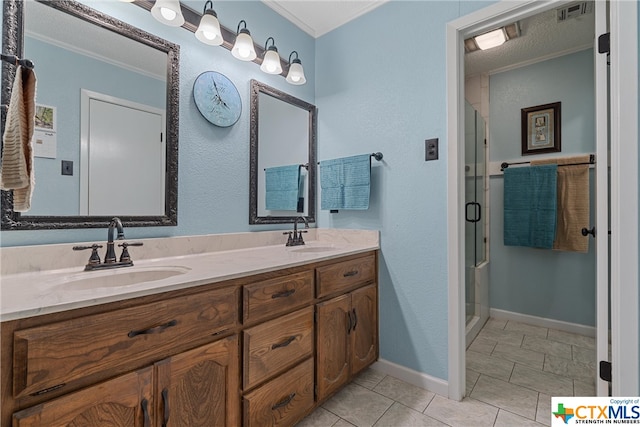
[352, 308, 358, 331]
[141, 398, 150, 427]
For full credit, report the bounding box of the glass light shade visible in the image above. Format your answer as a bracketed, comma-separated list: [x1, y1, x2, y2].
[151, 0, 185, 27]
[260, 49, 282, 74]
[474, 28, 506, 50]
[286, 61, 306, 85]
[195, 12, 223, 45]
[231, 30, 257, 61]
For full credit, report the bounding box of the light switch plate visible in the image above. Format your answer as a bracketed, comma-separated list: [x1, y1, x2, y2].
[61, 160, 73, 176]
[425, 138, 439, 161]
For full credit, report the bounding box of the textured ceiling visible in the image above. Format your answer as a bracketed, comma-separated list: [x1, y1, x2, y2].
[465, 6, 595, 76]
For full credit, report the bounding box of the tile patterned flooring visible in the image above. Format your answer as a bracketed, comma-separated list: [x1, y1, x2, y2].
[296, 318, 596, 427]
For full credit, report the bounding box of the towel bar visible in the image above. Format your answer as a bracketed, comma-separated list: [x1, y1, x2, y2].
[318, 152, 383, 165]
[1, 53, 34, 70]
[500, 154, 595, 171]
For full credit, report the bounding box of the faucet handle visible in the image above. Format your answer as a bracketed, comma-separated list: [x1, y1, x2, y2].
[73, 244, 103, 266]
[283, 231, 294, 246]
[117, 242, 143, 263]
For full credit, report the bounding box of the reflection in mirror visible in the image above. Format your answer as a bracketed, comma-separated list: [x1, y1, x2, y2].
[249, 80, 317, 224]
[1, 0, 179, 229]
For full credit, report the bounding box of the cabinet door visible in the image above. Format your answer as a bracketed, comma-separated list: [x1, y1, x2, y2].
[316, 294, 351, 401]
[350, 284, 378, 376]
[155, 336, 239, 427]
[13, 367, 153, 427]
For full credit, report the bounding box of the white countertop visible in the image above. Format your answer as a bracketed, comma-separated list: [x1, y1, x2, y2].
[0, 229, 379, 322]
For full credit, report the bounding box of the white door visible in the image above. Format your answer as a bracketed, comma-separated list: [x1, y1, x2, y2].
[593, 0, 609, 397]
[83, 97, 165, 216]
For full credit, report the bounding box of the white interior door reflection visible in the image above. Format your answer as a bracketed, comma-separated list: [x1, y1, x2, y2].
[80, 91, 165, 216]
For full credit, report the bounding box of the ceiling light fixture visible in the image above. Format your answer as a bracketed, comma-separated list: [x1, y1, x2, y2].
[195, 0, 223, 45]
[232, 20, 257, 61]
[464, 22, 520, 53]
[260, 37, 283, 75]
[474, 28, 506, 50]
[286, 51, 306, 85]
[151, 0, 185, 27]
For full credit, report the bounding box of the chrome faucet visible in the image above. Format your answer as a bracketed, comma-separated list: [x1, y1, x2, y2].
[73, 217, 143, 271]
[284, 216, 309, 246]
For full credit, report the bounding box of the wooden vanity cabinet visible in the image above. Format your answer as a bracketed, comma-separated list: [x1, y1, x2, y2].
[316, 258, 378, 403]
[12, 336, 239, 427]
[2, 250, 379, 427]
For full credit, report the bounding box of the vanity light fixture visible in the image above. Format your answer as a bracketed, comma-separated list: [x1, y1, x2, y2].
[260, 37, 283, 75]
[286, 51, 306, 85]
[232, 20, 257, 61]
[151, 0, 185, 27]
[195, 0, 223, 45]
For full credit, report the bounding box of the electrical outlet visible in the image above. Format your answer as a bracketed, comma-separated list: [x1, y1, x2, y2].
[425, 138, 439, 161]
[61, 160, 73, 176]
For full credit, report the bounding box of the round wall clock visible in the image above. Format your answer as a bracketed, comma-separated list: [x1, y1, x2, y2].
[193, 71, 242, 127]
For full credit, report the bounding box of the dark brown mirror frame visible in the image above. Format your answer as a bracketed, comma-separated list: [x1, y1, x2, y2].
[1, 0, 180, 230]
[249, 80, 317, 225]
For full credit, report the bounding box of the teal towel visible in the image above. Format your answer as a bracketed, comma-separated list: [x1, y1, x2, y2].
[320, 154, 371, 210]
[503, 164, 557, 249]
[265, 165, 299, 211]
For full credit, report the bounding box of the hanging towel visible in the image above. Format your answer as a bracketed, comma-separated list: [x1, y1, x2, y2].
[503, 164, 557, 249]
[1, 66, 37, 212]
[532, 155, 591, 253]
[265, 165, 299, 211]
[320, 154, 371, 210]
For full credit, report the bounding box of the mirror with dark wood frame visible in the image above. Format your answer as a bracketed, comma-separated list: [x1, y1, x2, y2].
[249, 80, 317, 225]
[1, 0, 179, 230]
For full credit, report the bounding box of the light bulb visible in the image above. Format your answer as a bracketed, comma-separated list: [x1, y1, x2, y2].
[160, 7, 177, 21]
[239, 47, 250, 58]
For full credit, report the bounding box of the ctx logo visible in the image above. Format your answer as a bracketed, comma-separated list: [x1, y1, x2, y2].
[553, 402, 609, 424]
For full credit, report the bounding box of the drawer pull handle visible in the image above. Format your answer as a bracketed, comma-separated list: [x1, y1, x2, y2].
[272, 289, 296, 299]
[271, 335, 296, 350]
[141, 398, 150, 427]
[128, 319, 178, 338]
[271, 392, 296, 410]
[343, 270, 358, 278]
[162, 387, 170, 427]
[352, 308, 358, 331]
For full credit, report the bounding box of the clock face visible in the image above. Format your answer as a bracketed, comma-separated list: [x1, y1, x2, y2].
[193, 71, 242, 127]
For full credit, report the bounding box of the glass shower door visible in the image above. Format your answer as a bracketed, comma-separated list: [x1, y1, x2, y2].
[464, 102, 486, 324]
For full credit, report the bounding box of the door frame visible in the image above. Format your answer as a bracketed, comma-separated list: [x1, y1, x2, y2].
[446, 0, 638, 400]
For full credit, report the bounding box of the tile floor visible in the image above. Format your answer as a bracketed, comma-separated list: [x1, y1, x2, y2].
[296, 317, 597, 427]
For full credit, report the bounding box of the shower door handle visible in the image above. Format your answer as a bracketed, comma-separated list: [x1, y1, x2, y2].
[465, 202, 481, 223]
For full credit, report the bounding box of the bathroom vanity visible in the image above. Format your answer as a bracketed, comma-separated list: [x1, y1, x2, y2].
[0, 230, 379, 426]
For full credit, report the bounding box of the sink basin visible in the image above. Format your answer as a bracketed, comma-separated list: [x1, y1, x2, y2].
[290, 246, 336, 253]
[56, 266, 191, 291]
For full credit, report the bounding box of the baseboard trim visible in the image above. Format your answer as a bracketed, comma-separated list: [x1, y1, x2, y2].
[372, 359, 449, 397]
[489, 308, 596, 337]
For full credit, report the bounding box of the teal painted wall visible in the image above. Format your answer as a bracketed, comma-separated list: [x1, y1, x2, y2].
[0, 0, 315, 246]
[314, 1, 490, 381]
[488, 49, 596, 326]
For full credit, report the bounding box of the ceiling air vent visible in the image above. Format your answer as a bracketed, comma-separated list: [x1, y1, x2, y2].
[557, 2, 594, 22]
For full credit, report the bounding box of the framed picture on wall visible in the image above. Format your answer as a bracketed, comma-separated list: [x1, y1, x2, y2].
[521, 102, 561, 155]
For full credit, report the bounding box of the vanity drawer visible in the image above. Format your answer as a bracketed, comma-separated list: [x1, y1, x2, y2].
[13, 285, 238, 398]
[243, 306, 313, 390]
[243, 358, 314, 427]
[316, 254, 376, 298]
[242, 270, 313, 324]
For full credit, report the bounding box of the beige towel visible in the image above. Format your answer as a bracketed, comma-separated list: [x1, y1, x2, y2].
[531, 155, 591, 253]
[1, 66, 37, 212]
